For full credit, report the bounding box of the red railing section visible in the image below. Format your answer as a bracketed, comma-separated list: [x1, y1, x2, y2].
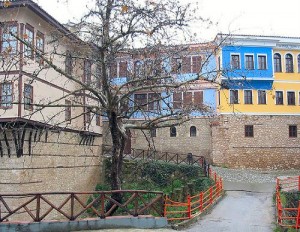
[164, 168, 223, 221]
[0, 190, 164, 223]
[276, 176, 300, 229]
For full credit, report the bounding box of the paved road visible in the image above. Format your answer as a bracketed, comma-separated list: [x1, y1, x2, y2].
[185, 191, 274, 232]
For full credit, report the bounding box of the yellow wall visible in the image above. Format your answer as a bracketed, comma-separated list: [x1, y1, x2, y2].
[219, 49, 300, 114]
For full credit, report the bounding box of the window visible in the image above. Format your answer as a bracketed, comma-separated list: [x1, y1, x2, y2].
[258, 90, 266, 104]
[24, 24, 34, 59]
[258, 55, 267, 70]
[191, 56, 201, 73]
[298, 55, 300, 73]
[173, 91, 203, 109]
[245, 125, 254, 137]
[150, 128, 156, 137]
[245, 55, 254, 70]
[134, 60, 144, 77]
[170, 126, 176, 137]
[36, 31, 44, 64]
[119, 61, 128, 77]
[244, 90, 253, 104]
[24, 84, 33, 110]
[230, 90, 239, 104]
[1, 23, 18, 54]
[287, 91, 295, 105]
[0, 83, 13, 108]
[85, 108, 91, 124]
[289, 125, 297, 138]
[275, 91, 284, 105]
[134, 93, 147, 110]
[190, 126, 197, 137]
[65, 100, 71, 121]
[84, 60, 92, 84]
[148, 93, 160, 111]
[65, 51, 73, 75]
[274, 53, 282, 72]
[285, 54, 293, 73]
[96, 114, 101, 126]
[231, 54, 240, 69]
[173, 57, 182, 73]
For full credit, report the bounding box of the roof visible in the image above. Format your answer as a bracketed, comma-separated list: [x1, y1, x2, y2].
[0, 0, 82, 43]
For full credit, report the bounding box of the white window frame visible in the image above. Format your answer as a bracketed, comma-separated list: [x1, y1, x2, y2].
[244, 53, 255, 70]
[257, 89, 267, 105]
[257, 54, 268, 70]
[243, 89, 253, 104]
[230, 53, 241, 70]
[229, 89, 239, 104]
[287, 90, 296, 105]
[275, 90, 284, 105]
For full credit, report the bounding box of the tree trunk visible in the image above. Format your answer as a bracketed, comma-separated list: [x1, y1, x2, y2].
[105, 111, 126, 214]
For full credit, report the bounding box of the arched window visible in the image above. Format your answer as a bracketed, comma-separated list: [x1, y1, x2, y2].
[274, 53, 282, 72]
[285, 54, 293, 73]
[190, 126, 197, 137]
[134, 60, 144, 77]
[297, 54, 300, 73]
[150, 128, 156, 137]
[170, 126, 176, 137]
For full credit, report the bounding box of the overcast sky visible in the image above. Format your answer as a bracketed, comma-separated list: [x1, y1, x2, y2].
[35, 0, 300, 41]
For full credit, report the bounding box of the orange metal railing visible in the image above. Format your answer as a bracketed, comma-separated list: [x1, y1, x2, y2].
[276, 176, 300, 229]
[164, 168, 223, 221]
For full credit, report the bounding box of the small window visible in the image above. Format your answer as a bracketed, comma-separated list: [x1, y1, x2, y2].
[1, 23, 18, 54]
[298, 55, 300, 73]
[275, 91, 284, 105]
[170, 126, 176, 137]
[119, 61, 128, 77]
[85, 108, 91, 124]
[173, 57, 182, 73]
[134, 60, 144, 77]
[230, 90, 239, 104]
[150, 128, 156, 137]
[289, 125, 297, 138]
[285, 54, 293, 73]
[65, 100, 71, 121]
[96, 114, 101, 126]
[258, 55, 267, 70]
[274, 53, 282, 72]
[24, 24, 34, 59]
[36, 31, 44, 64]
[134, 93, 147, 110]
[24, 84, 33, 110]
[258, 90, 266, 104]
[148, 93, 160, 111]
[245, 125, 254, 137]
[190, 126, 197, 137]
[173, 92, 182, 109]
[0, 83, 13, 108]
[84, 60, 92, 84]
[231, 54, 240, 69]
[191, 56, 201, 73]
[287, 91, 295, 105]
[245, 55, 254, 70]
[65, 51, 73, 75]
[244, 90, 253, 104]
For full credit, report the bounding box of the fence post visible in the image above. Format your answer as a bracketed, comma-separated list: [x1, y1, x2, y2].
[70, 193, 75, 220]
[214, 173, 217, 182]
[36, 194, 41, 222]
[187, 195, 191, 219]
[199, 192, 203, 212]
[209, 187, 213, 204]
[296, 201, 300, 229]
[163, 196, 167, 217]
[298, 176, 300, 191]
[100, 193, 105, 219]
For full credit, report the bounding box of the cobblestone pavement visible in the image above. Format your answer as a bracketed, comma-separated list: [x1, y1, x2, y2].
[212, 166, 300, 183]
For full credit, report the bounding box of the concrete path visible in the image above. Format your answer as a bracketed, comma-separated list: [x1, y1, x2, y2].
[185, 191, 274, 232]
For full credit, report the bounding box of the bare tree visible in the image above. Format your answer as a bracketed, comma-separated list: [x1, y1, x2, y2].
[0, 0, 217, 195]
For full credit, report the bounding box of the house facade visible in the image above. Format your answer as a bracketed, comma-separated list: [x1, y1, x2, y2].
[212, 34, 300, 169]
[0, 0, 102, 198]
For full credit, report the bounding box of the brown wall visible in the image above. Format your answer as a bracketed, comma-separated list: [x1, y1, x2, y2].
[211, 115, 300, 169]
[0, 130, 102, 220]
[103, 117, 213, 161]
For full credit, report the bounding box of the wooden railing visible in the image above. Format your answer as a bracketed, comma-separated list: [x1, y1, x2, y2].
[0, 190, 164, 223]
[103, 145, 205, 167]
[276, 176, 300, 229]
[164, 168, 223, 221]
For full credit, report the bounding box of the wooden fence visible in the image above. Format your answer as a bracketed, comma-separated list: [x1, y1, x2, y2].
[0, 190, 164, 222]
[164, 168, 223, 221]
[276, 176, 300, 229]
[103, 145, 205, 167]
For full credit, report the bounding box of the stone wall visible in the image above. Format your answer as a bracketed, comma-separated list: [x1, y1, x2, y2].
[103, 117, 213, 161]
[211, 115, 300, 169]
[0, 129, 102, 220]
